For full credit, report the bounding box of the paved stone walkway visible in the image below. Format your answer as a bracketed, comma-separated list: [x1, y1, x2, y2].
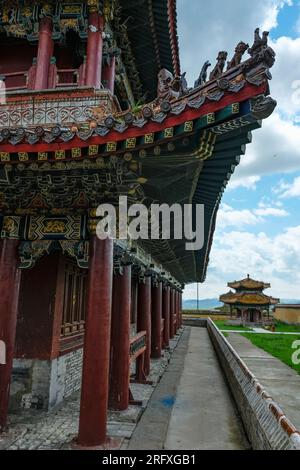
[129, 327, 249, 450]
[128, 328, 190, 450]
[164, 327, 248, 450]
[228, 333, 300, 431]
[0, 331, 183, 450]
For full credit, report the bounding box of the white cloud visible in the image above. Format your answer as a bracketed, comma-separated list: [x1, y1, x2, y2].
[270, 36, 300, 121]
[212, 226, 300, 278]
[261, 0, 293, 31]
[178, 1, 300, 301]
[178, 2, 300, 190]
[229, 111, 300, 188]
[228, 175, 260, 191]
[217, 204, 261, 229]
[230, 34, 300, 188]
[254, 207, 289, 216]
[276, 175, 300, 197]
[217, 202, 289, 229]
[184, 224, 300, 300]
[178, 0, 294, 87]
[258, 198, 283, 208]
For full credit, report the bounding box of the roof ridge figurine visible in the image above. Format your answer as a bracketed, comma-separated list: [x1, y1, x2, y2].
[209, 51, 228, 81]
[227, 41, 249, 70]
[248, 28, 269, 56]
[156, 68, 181, 103]
[246, 27, 276, 68]
[194, 60, 211, 88]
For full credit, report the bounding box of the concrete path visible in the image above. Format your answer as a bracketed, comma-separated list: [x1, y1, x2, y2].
[228, 333, 300, 431]
[252, 327, 268, 333]
[129, 327, 248, 450]
[222, 330, 300, 335]
[164, 328, 248, 450]
[128, 328, 190, 450]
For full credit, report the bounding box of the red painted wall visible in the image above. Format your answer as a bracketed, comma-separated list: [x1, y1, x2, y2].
[0, 38, 37, 88]
[54, 46, 74, 69]
[15, 254, 61, 360]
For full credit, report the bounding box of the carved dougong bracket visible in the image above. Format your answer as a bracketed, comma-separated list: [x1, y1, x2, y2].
[19, 239, 89, 269]
[0, 215, 87, 240]
[113, 250, 133, 275]
[40, 3, 54, 19]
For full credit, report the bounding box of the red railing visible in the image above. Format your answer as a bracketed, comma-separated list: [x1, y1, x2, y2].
[56, 68, 79, 87]
[0, 65, 109, 92]
[0, 71, 28, 91]
[129, 331, 147, 364]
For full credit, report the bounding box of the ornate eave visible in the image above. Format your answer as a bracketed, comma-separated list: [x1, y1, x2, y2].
[228, 276, 271, 290]
[0, 27, 277, 284]
[220, 291, 280, 306]
[0, 59, 275, 148]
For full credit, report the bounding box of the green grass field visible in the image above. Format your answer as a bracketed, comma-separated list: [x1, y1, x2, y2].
[242, 333, 300, 375]
[273, 320, 300, 333]
[214, 320, 252, 331]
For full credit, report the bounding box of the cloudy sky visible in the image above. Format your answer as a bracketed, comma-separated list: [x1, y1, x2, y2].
[178, 0, 300, 300]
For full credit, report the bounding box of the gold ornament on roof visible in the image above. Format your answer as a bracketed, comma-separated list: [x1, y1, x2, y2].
[87, 0, 100, 13]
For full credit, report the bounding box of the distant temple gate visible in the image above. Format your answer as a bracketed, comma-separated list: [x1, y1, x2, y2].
[220, 275, 279, 326]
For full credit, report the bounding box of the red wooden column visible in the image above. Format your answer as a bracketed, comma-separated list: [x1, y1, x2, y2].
[34, 17, 53, 90]
[109, 265, 131, 411]
[179, 291, 182, 328]
[151, 281, 162, 359]
[131, 278, 138, 325]
[169, 288, 175, 339]
[0, 239, 21, 432]
[174, 290, 177, 333]
[181, 292, 183, 326]
[137, 276, 151, 376]
[86, 12, 104, 88]
[162, 285, 170, 348]
[102, 55, 116, 94]
[77, 237, 113, 447]
[176, 290, 180, 332]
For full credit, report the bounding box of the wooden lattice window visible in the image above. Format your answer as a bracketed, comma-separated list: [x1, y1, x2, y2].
[61, 260, 87, 338]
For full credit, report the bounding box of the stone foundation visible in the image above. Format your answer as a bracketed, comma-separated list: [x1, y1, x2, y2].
[9, 349, 83, 411]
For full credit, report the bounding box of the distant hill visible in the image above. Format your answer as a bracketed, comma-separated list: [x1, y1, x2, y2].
[183, 298, 222, 310]
[182, 298, 300, 310]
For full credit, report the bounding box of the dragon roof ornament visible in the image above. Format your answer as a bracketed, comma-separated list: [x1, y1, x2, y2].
[0, 28, 277, 146]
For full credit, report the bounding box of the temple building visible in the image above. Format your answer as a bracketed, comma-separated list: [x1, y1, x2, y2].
[220, 275, 279, 326]
[0, 0, 277, 448]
